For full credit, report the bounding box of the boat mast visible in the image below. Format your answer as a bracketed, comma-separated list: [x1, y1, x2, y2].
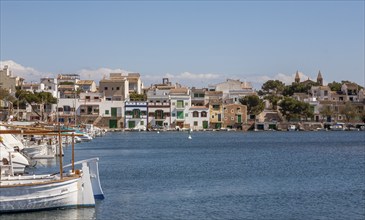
[72, 132, 75, 173]
[58, 123, 63, 179]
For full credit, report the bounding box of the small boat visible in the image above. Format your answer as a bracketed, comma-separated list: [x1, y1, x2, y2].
[287, 125, 296, 131]
[0, 158, 104, 213]
[330, 123, 345, 131]
[0, 128, 104, 213]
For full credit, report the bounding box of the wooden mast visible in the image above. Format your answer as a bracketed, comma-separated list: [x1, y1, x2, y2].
[58, 123, 63, 179]
[72, 132, 75, 173]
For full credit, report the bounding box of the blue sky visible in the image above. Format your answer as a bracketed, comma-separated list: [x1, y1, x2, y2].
[0, 1, 364, 88]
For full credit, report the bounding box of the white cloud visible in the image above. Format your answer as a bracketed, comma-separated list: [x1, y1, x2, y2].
[0, 60, 47, 82]
[76, 67, 133, 82]
[1, 60, 320, 89]
[142, 71, 222, 87]
[246, 72, 312, 87]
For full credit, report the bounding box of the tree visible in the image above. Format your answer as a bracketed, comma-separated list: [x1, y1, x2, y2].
[340, 102, 358, 123]
[282, 81, 319, 97]
[0, 88, 16, 103]
[261, 80, 285, 95]
[328, 81, 342, 92]
[129, 92, 146, 101]
[0, 88, 16, 118]
[319, 105, 334, 122]
[264, 94, 282, 110]
[15, 90, 57, 121]
[278, 97, 313, 121]
[239, 95, 264, 117]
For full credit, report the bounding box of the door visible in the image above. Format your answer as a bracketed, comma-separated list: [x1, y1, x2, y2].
[111, 108, 117, 117]
[237, 115, 242, 123]
[109, 119, 117, 128]
[128, 120, 135, 128]
[203, 121, 208, 129]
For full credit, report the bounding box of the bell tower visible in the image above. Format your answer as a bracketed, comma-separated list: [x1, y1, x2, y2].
[295, 71, 300, 83]
[317, 70, 323, 86]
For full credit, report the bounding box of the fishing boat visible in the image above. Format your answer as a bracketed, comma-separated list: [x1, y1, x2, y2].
[0, 128, 104, 213]
[287, 125, 297, 131]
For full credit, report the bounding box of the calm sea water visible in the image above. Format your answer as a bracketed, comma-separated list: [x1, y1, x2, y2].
[2, 131, 365, 220]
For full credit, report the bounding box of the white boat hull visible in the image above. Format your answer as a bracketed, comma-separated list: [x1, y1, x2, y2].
[0, 159, 103, 213]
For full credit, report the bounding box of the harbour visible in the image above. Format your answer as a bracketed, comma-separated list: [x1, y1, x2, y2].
[2, 131, 364, 219]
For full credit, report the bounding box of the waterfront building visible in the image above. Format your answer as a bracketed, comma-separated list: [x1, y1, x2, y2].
[78, 92, 102, 125]
[187, 105, 209, 130]
[40, 78, 58, 98]
[146, 78, 179, 129]
[125, 101, 148, 130]
[0, 65, 24, 94]
[341, 83, 359, 102]
[208, 79, 255, 104]
[170, 88, 191, 129]
[191, 87, 207, 107]
[222, 103, 247, 129]
[126, 73, 143, 94]
[99, 73, 129, 101]
[204, 91, 223, 129]
[76, 80, 97, 93]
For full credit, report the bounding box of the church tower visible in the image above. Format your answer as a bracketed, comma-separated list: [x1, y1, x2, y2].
[317, 70, 323, 86]
[295, 71, 300, 83]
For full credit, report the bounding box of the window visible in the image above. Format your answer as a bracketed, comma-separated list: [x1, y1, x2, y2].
[193, 111, 199, 117]
[141, 121, 144, 125]
[177, 100, 184, 108]
[116, 87, 120, 90]
[105, 110, 109, 115]
[194, 121, 198, 126]
[185, 113, 188, 117]
[155, 110, 164, 119]
[213, 105, 220, 110]
[133, 109, 141, 118]
[201, 111, 207, 117]
[177, 111, 184, 119]
[104, 87, 108, 90]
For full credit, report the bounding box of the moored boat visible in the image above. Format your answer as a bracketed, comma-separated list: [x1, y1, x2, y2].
[0, 158, 103, 213]
[0, 127, 104, 213]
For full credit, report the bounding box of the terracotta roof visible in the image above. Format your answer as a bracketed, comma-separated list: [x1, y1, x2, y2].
[170, 88, 188, 94]
[343, 83, 358, 89]
[76, 80, 94, 85]
[58, 85, 75, 89]
[189, 106, 208, 110]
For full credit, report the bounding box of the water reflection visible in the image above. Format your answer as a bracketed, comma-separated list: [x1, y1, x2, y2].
[1, 207, 96, 220]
